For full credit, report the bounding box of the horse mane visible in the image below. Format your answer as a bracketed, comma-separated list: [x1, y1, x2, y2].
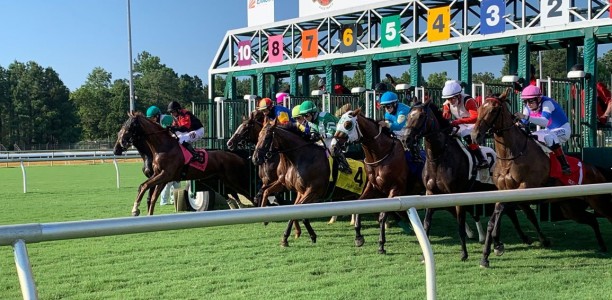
[412, 101, 451, 131]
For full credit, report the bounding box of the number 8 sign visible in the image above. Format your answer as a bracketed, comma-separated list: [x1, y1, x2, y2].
[268, 35, 283, 63]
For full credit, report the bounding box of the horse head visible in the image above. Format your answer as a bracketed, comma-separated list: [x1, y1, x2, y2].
[114, 112, 141, 155]
[227, 111, 263, 151]
[252, 116, 277, 166]
[331, 108, 362, 157]
[472, 87, 513, 145]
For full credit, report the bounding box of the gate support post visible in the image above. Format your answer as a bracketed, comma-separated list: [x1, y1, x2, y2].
[14, 239, 38, 300]
[583, 28, 598, 148]
[407, 207, 436, 300]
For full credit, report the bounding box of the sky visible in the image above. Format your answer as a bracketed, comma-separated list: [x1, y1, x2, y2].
[1, 1, 609, 92]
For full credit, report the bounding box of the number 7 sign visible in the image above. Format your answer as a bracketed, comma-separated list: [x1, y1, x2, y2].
[301, 29, 318, 58]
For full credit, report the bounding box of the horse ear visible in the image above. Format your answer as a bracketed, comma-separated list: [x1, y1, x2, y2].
[500, 87, 511, 102]
[353, 107, 362, 116]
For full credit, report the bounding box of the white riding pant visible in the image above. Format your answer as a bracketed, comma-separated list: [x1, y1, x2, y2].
[456, 123, 475, 139]
[532, 123, 571, 147]
[176, 127, 205, 144]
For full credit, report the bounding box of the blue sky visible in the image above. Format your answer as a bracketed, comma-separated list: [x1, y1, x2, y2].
[0, 1, 608, 91]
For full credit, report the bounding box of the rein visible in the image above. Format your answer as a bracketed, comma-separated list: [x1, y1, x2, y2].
[483, 98, 529, 161]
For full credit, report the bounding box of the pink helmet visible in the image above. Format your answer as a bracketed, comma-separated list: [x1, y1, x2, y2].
[276, 93, 288, 104]
[521, 85, 542, 99]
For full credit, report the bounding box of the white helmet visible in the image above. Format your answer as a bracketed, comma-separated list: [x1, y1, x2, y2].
[442, 80, 462, 99]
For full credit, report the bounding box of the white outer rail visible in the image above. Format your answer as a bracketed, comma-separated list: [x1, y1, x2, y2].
[1, 151, 140, 193]
[1, 183, 611, 300]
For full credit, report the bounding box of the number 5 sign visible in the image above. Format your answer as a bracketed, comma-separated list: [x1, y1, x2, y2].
[428, 6, 450, 42]
[381, 15, 400, 48]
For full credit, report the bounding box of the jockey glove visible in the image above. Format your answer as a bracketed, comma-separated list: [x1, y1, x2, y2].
[310, 132, 321, 141]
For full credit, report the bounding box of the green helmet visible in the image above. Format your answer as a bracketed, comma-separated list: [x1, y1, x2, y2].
[299, 101, 318, 115]
[146, 106, 161, 118]
[160, 115, 174, 128]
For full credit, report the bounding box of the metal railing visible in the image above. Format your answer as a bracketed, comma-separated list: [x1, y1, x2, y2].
[1, 183, 611, 300]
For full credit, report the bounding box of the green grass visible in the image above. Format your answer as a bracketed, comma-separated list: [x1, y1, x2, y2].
[0, 163, 611, 299]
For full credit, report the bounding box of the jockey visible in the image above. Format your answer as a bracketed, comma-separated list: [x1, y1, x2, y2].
[516, 85, 572, 175]
[299, 100, 338, 142]
[167, 101, 205, 163]
[146, 105, 173, 129]
[441, 80, 488, 169]
[292, 105, 306, 126]
[276, 92, 289, 108]
[378, 91, 410, 142]
[256, 97, 293, 125]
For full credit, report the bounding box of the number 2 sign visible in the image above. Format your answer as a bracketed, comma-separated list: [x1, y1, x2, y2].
[540, 0, 570, 27]
[428, 6, 450, 42]
[301, 29, 318, 58]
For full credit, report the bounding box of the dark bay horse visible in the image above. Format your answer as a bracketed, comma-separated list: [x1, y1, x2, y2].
[331, 108, 425, 254]
[252, 118, 331, 247]
[404, 101, 549, 261]
[114, 112, 254, 216]
[472, 91, 612, 267]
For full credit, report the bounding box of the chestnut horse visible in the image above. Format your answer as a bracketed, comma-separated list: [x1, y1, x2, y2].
[404, 101, 550, 261]
[114, 112, 254, 216]
[331, 108, 425, 254]
[252, 118, 331, 247]
[472, 91, 612, 267]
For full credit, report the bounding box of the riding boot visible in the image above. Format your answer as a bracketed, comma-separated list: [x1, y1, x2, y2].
[468, 143, 489, 169]
[551, 144, 571, 175]
[410, 143, 423, 163]
[182, 141, 203, 163]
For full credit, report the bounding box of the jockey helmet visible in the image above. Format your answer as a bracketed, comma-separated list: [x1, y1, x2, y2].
[520, 85, 542, 99]
[276, 93, 289, 104]
[146, 106, 161, 118]
[299, 100, 319, 114]
[257, 98, 274, 111]
[167, 101, 182, 113]
[160, 115, 174, 128]
[374, 82, 388, 93]
[291, 105, 302, 118]
[318, 78, 326, 88]
[379, 91, 398, 105]
[442, 80, 462, 99]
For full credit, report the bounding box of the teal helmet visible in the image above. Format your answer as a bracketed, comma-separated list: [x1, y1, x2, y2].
[146, 106, 161, 118]
[379, 92, 398, 105]
[160, 115, 174, 128]
[299, 100, 319, 115]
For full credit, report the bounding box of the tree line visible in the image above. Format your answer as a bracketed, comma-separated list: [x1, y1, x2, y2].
[1, 49, 610, 150]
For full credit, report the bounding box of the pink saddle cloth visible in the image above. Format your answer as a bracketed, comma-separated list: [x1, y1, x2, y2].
[180, 145, 209, 172]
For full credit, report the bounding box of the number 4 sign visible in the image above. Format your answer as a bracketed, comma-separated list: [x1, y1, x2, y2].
[428, 6, 450, 42]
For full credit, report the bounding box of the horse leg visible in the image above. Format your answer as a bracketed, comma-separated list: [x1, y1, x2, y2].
[519, 203, 551, 247]
[302, 219, 316, 244]
[327, 215, 338, 224]
[504, 205, 533, 246]
[147, 184, 164, 215]
[456, 206, 468, 261]
[559, 201, 607, 252]
[480, 202, 504, 268]
[422, 208, 435, 238]
[378, 212, 388, 254]
[292, 194, 303, 239]
[281, 220, 293, 247]
[354, 184, 376, 247]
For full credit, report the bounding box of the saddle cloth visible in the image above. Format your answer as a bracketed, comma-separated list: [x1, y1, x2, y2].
[180, 145, 209, 172]
[535, 143, 584, 185]
[456, 137, 495, 185]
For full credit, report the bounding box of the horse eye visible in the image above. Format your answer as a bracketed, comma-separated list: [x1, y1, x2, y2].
[344, 121, 353, 130]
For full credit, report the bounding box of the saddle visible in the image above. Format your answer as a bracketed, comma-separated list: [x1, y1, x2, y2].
[455, 137, 495, 184]
[179, 145, 209, 172]
[534, 142, 583, 185]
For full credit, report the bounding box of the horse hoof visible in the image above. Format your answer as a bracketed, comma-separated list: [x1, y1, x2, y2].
[494, 244, 505, 256]
[355, 236, 365, 247]
[310, 236, 317, 244]
[280, 240, 289, 247]
[294, 233, 301, 239]
[523, 236, 534, 245]
[479, 260, 490, 268]
[263, 222, 269, 226]
[460, 254, 468, 261]
[378, 249, 387, 255]
[541, 239, 552, 248]
[132, 210, 140, 217]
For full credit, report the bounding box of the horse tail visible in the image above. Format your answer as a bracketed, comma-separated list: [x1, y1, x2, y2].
[322, 158, 340, 201]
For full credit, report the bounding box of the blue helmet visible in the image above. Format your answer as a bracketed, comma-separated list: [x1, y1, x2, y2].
[379, 91, 398, 105]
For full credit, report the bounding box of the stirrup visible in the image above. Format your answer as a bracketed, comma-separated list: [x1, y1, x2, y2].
[476, 160, 489, 169]
[561, 166, 572, 175]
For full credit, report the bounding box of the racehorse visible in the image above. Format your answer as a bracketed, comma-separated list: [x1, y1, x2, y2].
[252, 117, 331, 247]
[331, 108, 425, 254]
[404, 101, 550, 261]
[114, 112, 254, 216]
[472, 90, 612, 267]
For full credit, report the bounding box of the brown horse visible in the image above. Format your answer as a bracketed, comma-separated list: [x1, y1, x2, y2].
[331, 108, 424, 254]
[472, 90, 612, 267]
[404, 101, 550, 261]
[252, 118, 330, 247]
[114, 112, 254, 216]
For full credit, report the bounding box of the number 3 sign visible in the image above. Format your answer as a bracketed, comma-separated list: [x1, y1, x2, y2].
[480, 0, 505, 35]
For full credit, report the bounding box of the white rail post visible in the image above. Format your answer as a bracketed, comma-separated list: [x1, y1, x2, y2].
[13, 239, 38, 300]
[408, 207, 436, 300]
[364, 90, 376, 118]
[113, 158, 120, 189]
[20, 161, 27, 193]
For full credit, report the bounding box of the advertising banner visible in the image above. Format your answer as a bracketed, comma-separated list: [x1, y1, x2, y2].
[247, 0, 275, 27]
[299, 0, 388, 18]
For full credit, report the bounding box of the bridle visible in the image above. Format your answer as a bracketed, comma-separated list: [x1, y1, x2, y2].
[256, 124, 314, 161]
[479, 97, 529, 161]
